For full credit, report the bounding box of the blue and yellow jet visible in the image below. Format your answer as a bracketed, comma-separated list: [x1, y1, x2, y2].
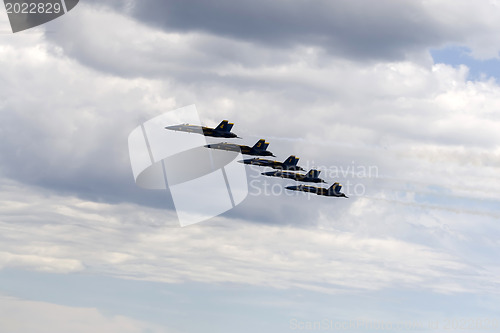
[165, 120, 240, 138]
[286, 183, 348, 198]
[261, 169, 325, 183]
[205, 139, 275, 157]
[238, 155, 304, 171]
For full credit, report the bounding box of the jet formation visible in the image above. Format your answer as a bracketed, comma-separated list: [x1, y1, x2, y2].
[165, 119, 348, 198]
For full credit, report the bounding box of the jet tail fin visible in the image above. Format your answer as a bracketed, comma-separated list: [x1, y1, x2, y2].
[253, 139, 269, 151]
[215, 120, 234, 132]
[283, 155, 299, 166]
[328, 182, 342, 194]
[306, 169, 320, 179]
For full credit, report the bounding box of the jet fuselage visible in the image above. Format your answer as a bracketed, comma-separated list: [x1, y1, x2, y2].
[205, 143, 275, 157]
[285, 184, 348, 197]
[261, 170, 325, 183]
[165, 120, 239, 138]
[239, 158, 304, 171]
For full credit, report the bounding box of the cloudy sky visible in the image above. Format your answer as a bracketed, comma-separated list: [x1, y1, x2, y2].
[1, 0, 500, 332]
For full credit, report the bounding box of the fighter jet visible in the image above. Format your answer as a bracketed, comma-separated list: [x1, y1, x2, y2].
[238, 155, 304, 171]
[165, 120, 240, 138]
[205, 139, 275, 156]
[285, 182, 348, 198]
[261, 169, 325, 183]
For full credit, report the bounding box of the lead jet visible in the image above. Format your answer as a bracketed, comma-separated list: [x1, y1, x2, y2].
[285, 183, 348, 198]
[238, 155, 304, 171]
[205, 139, 275, 157]
[165, 120, 240, 138]
[261, 169, 325, 183]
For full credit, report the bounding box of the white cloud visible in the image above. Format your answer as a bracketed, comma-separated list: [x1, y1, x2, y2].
[0, 1, 499, 235]
[0, 1, 499, 312]
[0, 179, 498, 295]
[0, 252, 83, 273]
[422, 0, 500, 59]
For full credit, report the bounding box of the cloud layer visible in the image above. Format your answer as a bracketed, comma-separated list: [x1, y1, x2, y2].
[0, 178, 498, 296]
[1, 1, 500, 330]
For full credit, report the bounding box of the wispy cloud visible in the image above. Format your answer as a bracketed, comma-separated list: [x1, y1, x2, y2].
[0, 179, 498, 295]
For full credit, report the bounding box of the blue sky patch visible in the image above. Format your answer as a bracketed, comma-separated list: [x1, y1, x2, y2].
[431, 45, 500, 81]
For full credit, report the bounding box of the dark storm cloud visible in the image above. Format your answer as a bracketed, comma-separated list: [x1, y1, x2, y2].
[114, 0, 445, 61]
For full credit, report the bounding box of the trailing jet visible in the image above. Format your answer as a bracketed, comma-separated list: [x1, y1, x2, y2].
[285, 183, 348, 198]
[261, 169, 325, 183]
[165, 120, 240, 138]
[238, 155, 304, 171]
[205, 139, 275, 156]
